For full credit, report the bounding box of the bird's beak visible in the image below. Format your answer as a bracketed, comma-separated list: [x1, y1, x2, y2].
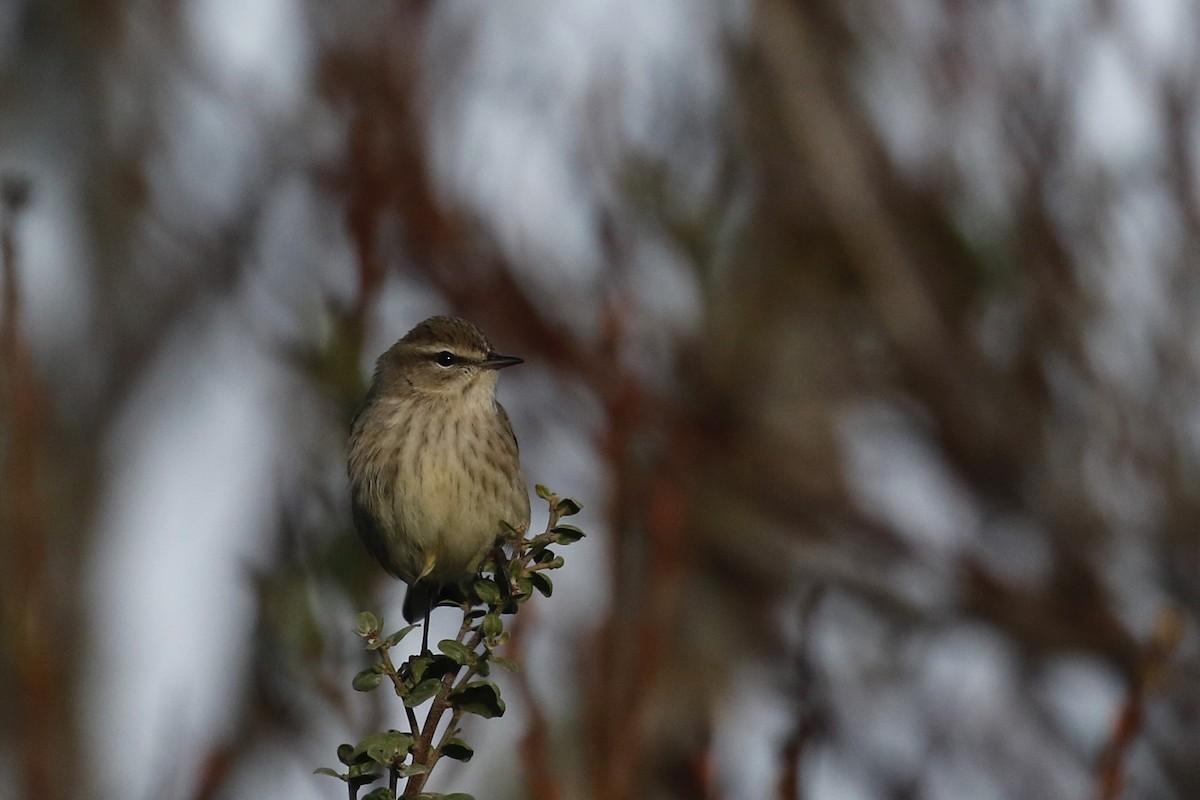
[481, 352, 524, 370]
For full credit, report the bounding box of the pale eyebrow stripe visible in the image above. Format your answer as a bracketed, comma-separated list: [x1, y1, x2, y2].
[413, 346, 483, 361]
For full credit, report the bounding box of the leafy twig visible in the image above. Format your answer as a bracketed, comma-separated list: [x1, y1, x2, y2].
[317, 486, 585, 800]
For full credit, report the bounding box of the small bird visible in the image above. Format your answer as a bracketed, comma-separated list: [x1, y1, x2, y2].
[347, 316, 531, 651]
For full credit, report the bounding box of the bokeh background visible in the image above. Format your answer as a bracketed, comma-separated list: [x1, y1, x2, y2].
[1, 1, 1198, 799]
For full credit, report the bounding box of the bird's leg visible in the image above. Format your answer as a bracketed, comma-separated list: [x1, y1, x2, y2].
[422, 604, 431, 655]
[416, 551, 438, 655]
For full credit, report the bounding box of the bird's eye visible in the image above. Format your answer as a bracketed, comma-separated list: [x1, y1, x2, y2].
[434, 351, 456, 368]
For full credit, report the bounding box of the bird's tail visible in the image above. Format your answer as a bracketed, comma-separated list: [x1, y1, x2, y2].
[403, 581, 437, 624]
[403, 580, 472, 623]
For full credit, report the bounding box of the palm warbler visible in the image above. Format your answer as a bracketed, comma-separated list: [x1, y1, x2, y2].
[347, 316, 530, 649]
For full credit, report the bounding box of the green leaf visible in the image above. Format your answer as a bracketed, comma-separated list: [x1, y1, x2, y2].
[550, 524, 585, 544]
[554, 497, 582, 517]
[438, 639, 475, 666]
[356, 730, 413, 767]
[525, 532, 554, 550]
[529, 572, 553, 597]
[374, 624, 419, 649]
[355, 611, 381, 637]
[336, 743, 356, 766]
[347, 765, 382, 789]
[506, 556, 525, 582]
[397, 762, 431, 777]
[407, 652, 456, 683]
[449, 680, 506, 718]
[440, 737, 475, 762]
[313, 767, 344, 780]
[473, 578, 503, 606]
[432, 655, 460, 678]
[489, 656, 520, 672]
[407, 653, 432, 682]
[361, 789, 396, 800]
[482, 613, 503, 638]
[403, 678, 443, 707]
[352, 668, 384, 692]
[534, 484, 554, 501]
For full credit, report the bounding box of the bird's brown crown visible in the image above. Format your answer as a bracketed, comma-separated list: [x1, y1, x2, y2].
[401, 316, 492, 357]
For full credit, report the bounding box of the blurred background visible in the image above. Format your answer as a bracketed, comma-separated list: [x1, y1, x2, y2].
[1, 1, 1198, 798]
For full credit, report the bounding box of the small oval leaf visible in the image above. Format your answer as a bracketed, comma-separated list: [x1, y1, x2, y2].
[440, 737, 475, 762]
[438, 639, 474, 666]
[506, 556, 525, 582]
[404, 678, 443, 708]
[347, 766, 382, 789]
[473, 578, 503, 606]
[550, 525, 584, 544]
[356, 729, 413, 767]
[382, 624, 419, 648]
[482, 613, 503, 638]
[355, 611, 381, 636]
[529, 572, 553, 597]
[415, 654, 458, 682]
[448, 680, 506, 718]
[554, 497, 582, 517]
[489, 656, 520, 673]
[397, 762, 431, 777]
[352, 668, 384, 692]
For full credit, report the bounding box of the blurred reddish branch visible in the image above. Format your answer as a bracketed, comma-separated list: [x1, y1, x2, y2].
[505, 612, 565, 800]
[1095, 609, 1186, 800]
[0, 177, 67, 800]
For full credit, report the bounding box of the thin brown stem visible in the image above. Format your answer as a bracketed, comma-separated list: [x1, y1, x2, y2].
[1094, 609, 1184, 800]
[376, 646, 407, 700]
[1, 177, 66, 800]
[507, 610, 564, 800]
[402, 620, 486, 795]
[404, 705, 421, 741]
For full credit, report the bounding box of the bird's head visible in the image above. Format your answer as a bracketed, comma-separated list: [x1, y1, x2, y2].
[372, 316, 523, 400]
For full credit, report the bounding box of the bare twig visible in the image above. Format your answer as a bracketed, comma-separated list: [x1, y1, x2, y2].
[1, 176, 68, 800]
[1094, 609, 1185, 800]
[506, 610, 564, 800]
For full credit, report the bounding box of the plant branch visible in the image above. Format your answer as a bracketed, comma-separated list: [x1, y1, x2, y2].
[319, 486, 585, 800]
